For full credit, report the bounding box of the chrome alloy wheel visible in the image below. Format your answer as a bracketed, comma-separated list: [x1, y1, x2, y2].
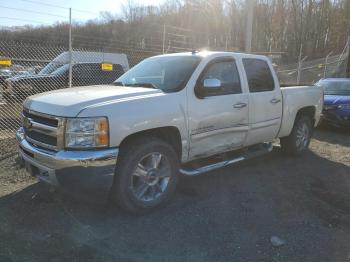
[130, 152, 171, 202]
[296, 122, 310, 150]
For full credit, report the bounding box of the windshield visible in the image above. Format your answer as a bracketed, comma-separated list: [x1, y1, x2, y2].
[317, 80, 350, 96]
[115, 56, 201, 92]
[0, 69, 11, 76]
[51, 64, 69, 76]
[39, 62, 66, 75]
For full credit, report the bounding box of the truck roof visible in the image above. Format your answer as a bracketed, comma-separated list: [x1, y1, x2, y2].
[155, 51, 269, 60]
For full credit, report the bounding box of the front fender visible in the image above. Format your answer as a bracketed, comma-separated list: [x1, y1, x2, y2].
[77, 91, 189, 161]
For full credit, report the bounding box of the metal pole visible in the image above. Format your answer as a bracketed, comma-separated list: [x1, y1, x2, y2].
[68, 8, 73, 88]
[297, 56, 307, 85]
[162, 24, 166, 54]
[297, 44, 303, 84]
[335, 36, 349, 77]
[345, 35, 350, 77]
[245, 0, 254, 52]
[323, 51, 333, 78]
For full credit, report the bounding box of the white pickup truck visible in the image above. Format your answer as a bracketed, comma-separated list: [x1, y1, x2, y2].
[17, 51, 323, 213]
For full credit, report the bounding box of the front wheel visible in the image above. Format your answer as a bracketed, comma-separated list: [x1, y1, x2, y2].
[280, 116, 313, 155]
[112, 137, 179, 214]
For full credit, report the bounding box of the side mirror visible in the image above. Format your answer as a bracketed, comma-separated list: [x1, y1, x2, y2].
[203, 78, 221, 89]
[196, 78, 221, 98]
[195, 78, 222, 98]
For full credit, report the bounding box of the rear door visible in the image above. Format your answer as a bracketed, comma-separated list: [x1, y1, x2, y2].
[242, 58, 282, 145]
[188, 57, 249, 159]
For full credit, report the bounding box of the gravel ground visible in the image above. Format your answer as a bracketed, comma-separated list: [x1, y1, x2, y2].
[0, 127, 349, 262]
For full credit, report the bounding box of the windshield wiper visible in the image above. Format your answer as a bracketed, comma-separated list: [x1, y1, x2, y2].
[124, 83, 158, 89]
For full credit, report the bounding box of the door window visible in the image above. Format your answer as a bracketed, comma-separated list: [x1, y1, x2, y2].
[243, 59, 275, 92]
[199, 60, 241, 96]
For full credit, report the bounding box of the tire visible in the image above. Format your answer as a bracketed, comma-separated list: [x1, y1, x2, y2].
[112, 137, 179, 214]
[280, 115, 313, 155]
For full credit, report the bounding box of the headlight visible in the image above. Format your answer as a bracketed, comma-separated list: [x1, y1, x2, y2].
[338, 104, 350, 109]
[65, 117, 109, 149]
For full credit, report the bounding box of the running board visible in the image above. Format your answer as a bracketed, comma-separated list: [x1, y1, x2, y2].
[179, 143, 273, 176]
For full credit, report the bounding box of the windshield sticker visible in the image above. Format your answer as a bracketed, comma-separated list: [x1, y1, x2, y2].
[101, 63, 113, 71]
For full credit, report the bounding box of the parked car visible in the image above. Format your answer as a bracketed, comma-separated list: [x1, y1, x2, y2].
[316, 78, 350, 128]
[0, 65, 35, 88]
[3, 51, 129, 101]
[17, 51, 323, 213]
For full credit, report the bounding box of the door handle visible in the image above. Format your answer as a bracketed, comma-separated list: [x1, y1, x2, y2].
[270, 98, 281, 104]
[233, 102, 247, 109]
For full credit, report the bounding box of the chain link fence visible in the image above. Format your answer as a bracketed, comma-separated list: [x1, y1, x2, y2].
[0, 40, 162, 139]
[276, 46, 349, 85]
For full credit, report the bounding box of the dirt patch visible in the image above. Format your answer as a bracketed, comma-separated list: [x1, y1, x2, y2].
[0, 127, 349, 261]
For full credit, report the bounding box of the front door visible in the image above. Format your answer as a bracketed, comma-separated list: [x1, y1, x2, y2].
[188, 57, 249, 159]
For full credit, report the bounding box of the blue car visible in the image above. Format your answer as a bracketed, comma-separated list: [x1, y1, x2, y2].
[316, 78, 350, 128]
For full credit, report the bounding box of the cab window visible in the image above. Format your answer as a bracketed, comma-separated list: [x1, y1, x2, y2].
[243, 59, 275, 92]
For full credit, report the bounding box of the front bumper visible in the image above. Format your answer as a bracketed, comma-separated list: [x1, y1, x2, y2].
[16, 128, 119, 202]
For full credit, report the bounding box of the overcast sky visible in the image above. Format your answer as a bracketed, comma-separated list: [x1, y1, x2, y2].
[0, 0, 165, 27]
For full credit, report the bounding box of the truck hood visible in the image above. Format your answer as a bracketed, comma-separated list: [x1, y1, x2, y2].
[7, 74, 60, 89]
[324, 95, 350, 105]
[9, 73, 54, 81]
[24, 85, 162, 117]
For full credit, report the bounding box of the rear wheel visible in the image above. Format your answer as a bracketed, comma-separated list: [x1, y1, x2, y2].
[112, 137, 179, 214]
[280, 116, 313, 155]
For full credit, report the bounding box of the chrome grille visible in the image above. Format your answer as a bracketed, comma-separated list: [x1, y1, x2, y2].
[22, 109, 65, 151]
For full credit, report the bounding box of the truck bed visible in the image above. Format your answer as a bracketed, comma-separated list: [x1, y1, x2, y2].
[277, 85, 323, 138]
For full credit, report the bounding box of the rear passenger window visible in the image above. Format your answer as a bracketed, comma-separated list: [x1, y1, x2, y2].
[243, 59, 275, 92]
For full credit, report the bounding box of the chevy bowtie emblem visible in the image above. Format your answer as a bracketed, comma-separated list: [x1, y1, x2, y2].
[23, 117, 33, 129]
